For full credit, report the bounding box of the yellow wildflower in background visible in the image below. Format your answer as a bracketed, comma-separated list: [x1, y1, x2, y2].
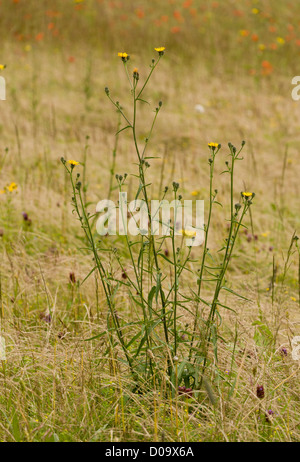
[0, 64, 6, 70]
[190, 190, 200, 196]
[179, 229, 196, 238]
[208, 142, 219, 149]
[252, 8, 259, 14]
[277, 37, 285, 45]
[67, 160, 80, 167]
[7, 182, 17, 192]
[0, 182, 18, 194]
[242, 191, 253, 198]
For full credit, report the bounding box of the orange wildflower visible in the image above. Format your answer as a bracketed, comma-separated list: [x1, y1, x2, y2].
[173, 10, 184, 22]
[233, 9, 243, 17]
[183, 0, 193, 7]
[261, 60, 273, 76]
[135, 8, 144, 19]
[35, 33, 44, 41]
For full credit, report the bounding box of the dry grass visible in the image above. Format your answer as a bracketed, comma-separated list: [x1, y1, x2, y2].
[0, 0, 300, 442]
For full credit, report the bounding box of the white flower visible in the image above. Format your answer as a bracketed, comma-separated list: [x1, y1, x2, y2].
[194, 104, 205, 114]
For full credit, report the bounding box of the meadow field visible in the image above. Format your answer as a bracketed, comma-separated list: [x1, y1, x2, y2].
[0, 0, 300, 443]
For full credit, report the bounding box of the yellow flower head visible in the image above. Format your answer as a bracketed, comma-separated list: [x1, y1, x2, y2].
[67, 160, 80, 167]
[0, 64, 6, 70]
[118, 52, 129, 61]
[241, 191, 254, 201]
[7, 182, 17, 192]
[133, 67, 139, 80]
[190, 190, 200, 196]
[208, 142, 219, 149]
[240, 30, 249, 37]
[276, 37, 285, 45]
[154, 47, 166, 55]
[242, 191, 253, 197]
[179, 229, 196, 238]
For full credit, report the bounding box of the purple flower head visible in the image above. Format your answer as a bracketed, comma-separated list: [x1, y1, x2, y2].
[257, 385, 265, 399]
[280, 347, 288, 357]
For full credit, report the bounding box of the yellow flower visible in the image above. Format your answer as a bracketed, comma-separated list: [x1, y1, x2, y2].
[0, 189, 5, 194]
[154, 47, 166, 55]
[242, 191, 253, 198]
[290, 296, 297, 302]
[208, 142, 219, 149]
[0, 64, 6, 70]
[7, 182, 17, 192]
[133, 67, 139, 80]
[190, 190, 200, 196]
[240, 30, 249, 37]
[118, 52, 129, 59]
[258, 44, 266, 51]
[67, 160, 80, 167]
[252, 8, 259, 14]
[179, 229, 196, 238]
[276, 37, 285, 45]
